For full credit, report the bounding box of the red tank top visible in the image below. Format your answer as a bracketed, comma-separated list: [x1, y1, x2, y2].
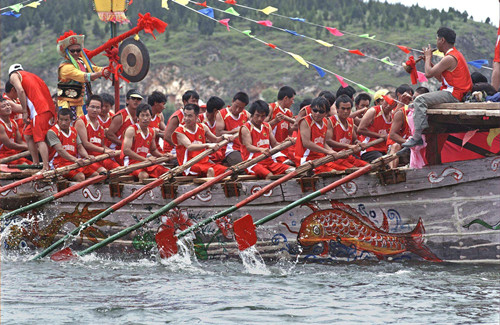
[98, 111, 114, 129]
[201, 112, 217, 135]
[0, 118, 20, 158]
[440, 48, 472, 101]
[14, 71, 56, 119]
[2, 93, 23, 129]
[220, 107, 248, 153]
[387, 106, 411, 146]
[122, 125, 154, 165]
[172, 123, 209, 166]
[239, 121, 272, 163]
[50, 125, 78, 167]
[80, 115, 105, 156]
[295, 114, 328, 165]
[164, 109, 185, 153]
[329, 115, 354, 145]
[359, 106, 392, 153]
[114, 108, 136, 142]
[269, 102, 293, 142]
[301, 105, 312, 115]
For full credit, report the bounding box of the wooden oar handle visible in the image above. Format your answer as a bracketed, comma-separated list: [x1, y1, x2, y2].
[42, 153, 115, 178]
[0, 151, 31, 164]
[231, 138, 296, 172]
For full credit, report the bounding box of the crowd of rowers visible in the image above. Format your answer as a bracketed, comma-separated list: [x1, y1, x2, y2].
[0, 80, 428, 182]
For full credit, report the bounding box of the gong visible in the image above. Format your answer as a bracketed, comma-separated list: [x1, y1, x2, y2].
[118, 38, 150, 82]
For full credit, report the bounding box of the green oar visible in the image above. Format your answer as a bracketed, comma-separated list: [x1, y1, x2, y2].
[233, 150, 408, 251]
[36, 139, 229, 261]
[161, 138, 385, 258]
[72, 139, 295, 258]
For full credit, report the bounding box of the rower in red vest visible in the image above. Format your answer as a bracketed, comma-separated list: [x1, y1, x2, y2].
[47, 108, 103, 181]
[146, 91, 167, 153]
[266, 86, 296, 162]
[216, 92, 250, 166]
[202, 96, 226, 164]
[106, 89, 142, 163]
[164, 90, 199, 155]
[172, 104, 229, 177]
[2, 81, 24, 139]
[326, 95, 367, 168]
[74, 95, 121, 171]
[240, 100, 295, 179]
[388, 84, 414, 168]
[122, 104, 174, 181]
[358, 91, 397, 162]
[98, 93, 115, 148]
[295, 90, 336, 122]
[295, 96, 346, 174]
[8, 64, 57, 171]
[0, 98, 30, 165]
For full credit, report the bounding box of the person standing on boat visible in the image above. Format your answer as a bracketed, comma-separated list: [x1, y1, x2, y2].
[357, 91, 397, 163]
[202, 96, 226, 164]
[326, 95, 366, 169]
[163, 90, 200, 154]
[121, 104, 173, 181]
[265, 86, 296, 163]
[403, 27, 472, 148]
[240, 100, 295, 179]
[0, 98, 30, 165]
[172, 104, 229, 177]
[295, 96, 346, 173]
[74, 95, 120, 171]
[8, 64, 57, 171]
[47, 108, 102, 181]
[217, 92, 251, 166]
[106, 89, 143, 163]
[57, 31, 110, 121]
[147, 91, 167, 152]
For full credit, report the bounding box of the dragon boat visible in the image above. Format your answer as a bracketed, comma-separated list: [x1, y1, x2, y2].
[1, 103, 499, 264]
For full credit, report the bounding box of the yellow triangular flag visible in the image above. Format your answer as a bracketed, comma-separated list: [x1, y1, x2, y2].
[260, 6, 278, 15]
[288, 52, 309, 68]
[433, 50, 444, 57]
[25, 1, 41, 8]
[315, 39, 333, 47]
[173, 0, 189, 5]
[161, 0, 169, 9]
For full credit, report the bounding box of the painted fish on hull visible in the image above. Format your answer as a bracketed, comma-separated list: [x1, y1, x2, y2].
[283, 201, 441, 262]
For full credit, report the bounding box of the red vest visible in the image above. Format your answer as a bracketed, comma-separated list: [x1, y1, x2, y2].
[79, 115, 105, 156]
[114, 108, 135, 145]
[50, 125, 78, 168]
[98, 111, 114, 148]
[122, 125, 154, 166]
[295, 114, 328, 165]
[239, 121, 272, 163]
[201, 112, 217, 135]
[220, 107, 248, 153]
[13, 71, 56, 119]
[172, 123, 209, 166]
[329, 115, 355, 145]
[164, 109, 185, 153]
[269, 102, 293, 142]
[0, 118, 20, 159]
[359, 106, 392, 153]
[440, 48, 472, 101]
[387, 106, 411, 146]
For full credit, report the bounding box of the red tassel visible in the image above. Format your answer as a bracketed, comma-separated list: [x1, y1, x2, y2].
[405, 56, 418, 85]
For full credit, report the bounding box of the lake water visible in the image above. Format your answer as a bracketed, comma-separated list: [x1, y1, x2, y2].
[1, 248, 499, 324]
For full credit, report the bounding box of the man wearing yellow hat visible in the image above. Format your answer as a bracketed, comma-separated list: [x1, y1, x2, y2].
[57, 31, 110, 121]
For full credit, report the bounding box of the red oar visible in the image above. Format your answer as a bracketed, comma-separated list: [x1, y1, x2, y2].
[233, 150, 407, 251]
[0, 153, 115, 195]
[72, 139, 295, 258]
[160, 138, 385, 257]
[39, 140, 229, 261]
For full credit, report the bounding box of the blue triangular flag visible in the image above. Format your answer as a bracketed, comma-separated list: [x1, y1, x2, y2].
[284, 29, 299, 36]
[289, 17, 306, 22]
[1, 11, 21, 18]
[467, 59, 489, 69]
[198, 8, 214, 19]
[311, 64, 326, 78]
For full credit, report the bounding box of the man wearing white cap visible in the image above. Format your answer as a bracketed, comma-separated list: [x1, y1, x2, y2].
[57, 30, 110, 121]
[8, 64, 57, 171]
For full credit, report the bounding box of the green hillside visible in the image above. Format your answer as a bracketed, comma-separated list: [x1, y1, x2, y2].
[1, 0, 497, 109]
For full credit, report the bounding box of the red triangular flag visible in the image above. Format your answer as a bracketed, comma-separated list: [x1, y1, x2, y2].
[225, 0, 236, 4]
[397, 45, 411, 54]
[265, 43, 276, 49]
[382, 95, 395, 106]
[218, 18, 230, 31]
[129, 0, 133, 5]
[349, 49, 365, 56]
[325, 27, 343, 36]
[196, 1, 207, 7]
[257, 20, 273, 27]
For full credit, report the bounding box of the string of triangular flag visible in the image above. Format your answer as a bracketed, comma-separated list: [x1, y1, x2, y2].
[0, 0, 43, 17]
[211, 0, 492, 71]
[166, 0, 404, 102]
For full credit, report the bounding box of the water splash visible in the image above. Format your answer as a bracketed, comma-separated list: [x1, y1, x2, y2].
[158, 235, 209, 275]
[239, 246, 270, 275]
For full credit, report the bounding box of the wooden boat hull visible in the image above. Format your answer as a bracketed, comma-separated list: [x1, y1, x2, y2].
[1, 156, 499, 263]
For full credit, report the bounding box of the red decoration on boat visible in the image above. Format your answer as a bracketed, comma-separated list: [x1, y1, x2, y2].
[215, 216, 233, 238]
[103, 47, 129, 83]
[397, 45, 411, 54]
[405, 55, 418, 84]
[349, 49, 365, 56]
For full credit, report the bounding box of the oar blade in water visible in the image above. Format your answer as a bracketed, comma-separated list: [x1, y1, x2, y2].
[155, 224, 178, 258]
[50, 247, 78, 262]
[233, 214, 257, 251]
